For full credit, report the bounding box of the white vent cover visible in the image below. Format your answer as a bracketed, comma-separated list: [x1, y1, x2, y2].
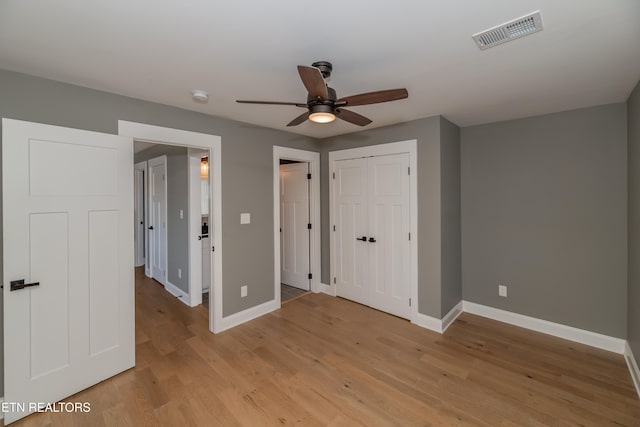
[473, 11, 543, 50]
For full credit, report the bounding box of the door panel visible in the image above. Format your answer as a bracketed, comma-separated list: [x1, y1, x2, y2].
[367, 153, 411, 319]
[334, 158, 368, 304]
[148, 156, 167, 284]
[2, 118, 134, 424]
[280, 162, 310, 290]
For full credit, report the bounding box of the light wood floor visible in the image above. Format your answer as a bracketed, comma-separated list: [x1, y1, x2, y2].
[8, 269, 640, 426]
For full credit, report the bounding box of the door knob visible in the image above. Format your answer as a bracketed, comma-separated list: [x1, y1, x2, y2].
[148, 226, 154, 230]
[356, 236, 367, 241]
[368, 237, 376, 243]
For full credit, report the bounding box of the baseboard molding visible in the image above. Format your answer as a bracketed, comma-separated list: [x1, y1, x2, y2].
[441, 301, 464, 333]
[625, 342, 640, 399]
[463, 301, 626, 354]
[412, 301, 463, 334]
[318, 282, 334, 296]
[216, 299, 280, 333]
[164, 281, 190, 307]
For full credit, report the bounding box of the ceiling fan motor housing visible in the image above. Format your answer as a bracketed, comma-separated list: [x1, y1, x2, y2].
[307, 86, 337, 104]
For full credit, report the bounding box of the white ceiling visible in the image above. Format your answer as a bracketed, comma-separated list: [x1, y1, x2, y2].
[1, 0, 639, 138]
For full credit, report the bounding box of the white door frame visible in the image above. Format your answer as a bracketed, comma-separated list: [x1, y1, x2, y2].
[134, 161, 147, 268]
[187, 149, 207, 307]
[273, 146, 320, 305]
[328, 140, 418, 321]
[119, 121, 223, 333]
[148, 155, 168, 285]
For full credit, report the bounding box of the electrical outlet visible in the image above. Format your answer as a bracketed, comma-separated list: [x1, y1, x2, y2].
[178, 268, 182, 279]
[499, 285, 508, 297]
[241, 285, 247, 298]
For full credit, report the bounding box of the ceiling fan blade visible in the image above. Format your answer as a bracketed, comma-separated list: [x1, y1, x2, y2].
[236, 100, 307, 107]
[297, 65, 329, 100]
[337, 88, 408, 107]
[287, 112, 309, 127]
[335, 108, 372, 126]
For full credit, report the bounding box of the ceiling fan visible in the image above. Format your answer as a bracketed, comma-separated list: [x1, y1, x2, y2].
[236, 61, 408, 127]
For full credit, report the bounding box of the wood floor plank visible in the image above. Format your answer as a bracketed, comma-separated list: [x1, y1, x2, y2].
[5, 268, 639, 426]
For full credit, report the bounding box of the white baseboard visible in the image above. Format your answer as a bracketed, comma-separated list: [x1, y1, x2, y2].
[216, 299, 280, 333]
[164, 281, 190, 307]
[318, 282, 335, 296]
[412, 301, 463, 334]
[625, 342, 640, 399]
[463, 301, 626, 354]
[441, 301, 464, 333]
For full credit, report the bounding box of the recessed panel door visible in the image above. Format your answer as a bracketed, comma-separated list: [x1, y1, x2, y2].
[280, 162, 310, 290]
[2, 118, 135, 424]
[148, 156, 167, 285]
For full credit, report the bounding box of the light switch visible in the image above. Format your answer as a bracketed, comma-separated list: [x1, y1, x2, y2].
[240, 213, 250, 224]
[179, 209, 184, 219]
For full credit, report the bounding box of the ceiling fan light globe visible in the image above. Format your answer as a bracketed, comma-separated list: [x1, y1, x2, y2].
[309, 112, 336, 123]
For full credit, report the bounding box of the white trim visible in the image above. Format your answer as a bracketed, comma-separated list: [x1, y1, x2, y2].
[273, 146, 321, 309]
[412, 312, 444, 333]
[328, 140, 418, 322]
[0, 397, 4, 419]
[625, 342, 640, 399]
[319, 282, 334, 296]
[462, 301, 626, 354]
[216, 299, 280, 333]
[412, 301, 463, 334]
[441, 301, 464, 333]
[164, 281, 190, 307]
[118, 121, 223, 334]
[133, 161, 147, 268]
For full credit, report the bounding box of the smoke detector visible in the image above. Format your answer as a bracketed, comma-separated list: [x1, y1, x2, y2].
[473, 11, 543, 50]
[192, 90, 209, 103]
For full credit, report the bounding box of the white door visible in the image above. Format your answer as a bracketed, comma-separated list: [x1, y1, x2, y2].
[280, 162, 310, 290]
[333, 153, 411, 319]
[148, 156, 167, 285]
[334, 158, 369, 304]
[134, 161, 146, 267]
[367, 153, 411, 319]
[2, 118, 135, 424]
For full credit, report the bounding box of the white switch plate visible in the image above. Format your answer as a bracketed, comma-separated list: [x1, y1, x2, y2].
[240, 213, 250, 224]
[179, 209, 184, 219]
[499, 285, 508, 297]
[178, 268, 182, 279]
[241, 285, 247, 297]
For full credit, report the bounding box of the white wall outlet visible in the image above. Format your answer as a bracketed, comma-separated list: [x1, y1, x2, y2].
[180, 209, 184, 219]
[240, 213, 251, 224]
[499, 285, 508, 297]
[241, 285, 248, 297]
[178, 268, 182, 279]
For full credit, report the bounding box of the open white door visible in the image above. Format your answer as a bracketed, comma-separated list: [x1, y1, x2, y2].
[134, 161, 147, 267]
[280, 162, 310, 291]
[147, 155, 167, 285]
[2, 118, 135, 424]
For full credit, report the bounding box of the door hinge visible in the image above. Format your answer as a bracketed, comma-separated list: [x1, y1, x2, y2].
[212, 246, 215, 252]
[308, 223, 312, 230]
[308, 273, 312, 279]
[333, 225, 336, 232]
[408, 167, 410, 175]
[280, 227, 282, 232]
[409, 232, 411, 241]
[333, 277, 336, 284]
[332, 172, 335, 179]
[409, 298, 412, 307]
[307, 173, 311, 180]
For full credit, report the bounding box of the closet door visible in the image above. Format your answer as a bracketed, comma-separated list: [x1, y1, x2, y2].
[367, 153, 411, 319]
[334, 158, 369, 304]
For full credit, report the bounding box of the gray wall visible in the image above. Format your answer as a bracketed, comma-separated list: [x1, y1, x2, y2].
[440, 117, 462, 315]
[461, 103, 628, 338]
[134, 145, 190, 294]
[628, 81, 640, 363]
[0, 69, 320, 394]
[319, 116, 461, 318]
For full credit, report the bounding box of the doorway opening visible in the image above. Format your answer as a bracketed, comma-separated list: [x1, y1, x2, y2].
[273, 146, 321, 306]
[120, 121, 222, 333]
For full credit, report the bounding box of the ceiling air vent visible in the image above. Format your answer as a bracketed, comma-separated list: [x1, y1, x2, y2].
[472, 11, 543, 50]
